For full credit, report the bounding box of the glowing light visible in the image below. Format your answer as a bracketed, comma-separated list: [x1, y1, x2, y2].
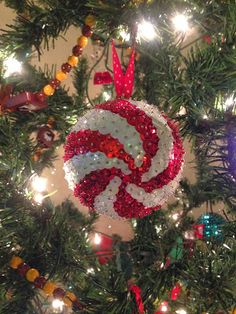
[52, 299, 64, 311]
[94, 233, 102, 245]
[172, 213, 180, 221]
[119, 28, 130, 42]
[203, 114, 208, 120]
[176, 309, 187, 314]
[137, 20, 156, 41]
[34, 193, 44, 204]
[172, 14, 189, 33]
[3, 56, 22, 78]
[160, 302, 169, 312]
[224, 94, 235, 109]
[103, 91, 111, 101]
[31, 175, 48, 193]
[87, 267, 95, 274]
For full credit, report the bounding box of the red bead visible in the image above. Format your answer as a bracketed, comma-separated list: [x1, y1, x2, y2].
[36, 92, 46, 102]
[53, 287, 66, 299]
[18, 263, 30, 277]
[34, 276, 47, 289]
[61, 62, 72, 73]
[82, 25, 92, 37]
[50, 79, 61, 89]
[72, 45, 83, 57]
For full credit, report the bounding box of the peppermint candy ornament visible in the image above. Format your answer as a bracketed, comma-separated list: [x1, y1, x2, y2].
[64, 42, 184, 219]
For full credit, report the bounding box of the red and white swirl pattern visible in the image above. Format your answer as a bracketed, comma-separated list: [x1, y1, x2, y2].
[64, 99, 184, 219]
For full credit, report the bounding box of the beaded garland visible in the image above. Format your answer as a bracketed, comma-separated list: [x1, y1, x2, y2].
[10, 256, 83, 310]
[33, 14, 95, 103]
[64, 99, 184, 219]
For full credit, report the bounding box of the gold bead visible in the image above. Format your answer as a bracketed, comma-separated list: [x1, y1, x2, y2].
[26, 268, 40, 282]
[77, 36, 88, 48]
[43, 281, 56, 296]
[10, 256, 23, 269]
[56, 71, 68, 81]
[43, 84, 55, 96]
[66, 291, 77, 302]
[63, 296, 72, 307]
[68, 55, 79, 67]
[85, 15, 96, 27]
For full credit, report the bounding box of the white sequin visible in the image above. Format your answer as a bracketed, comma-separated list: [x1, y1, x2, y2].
[94, 176, 122, 220]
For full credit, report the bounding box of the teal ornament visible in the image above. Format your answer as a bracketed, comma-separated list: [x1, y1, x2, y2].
[197, 213, 225, 240]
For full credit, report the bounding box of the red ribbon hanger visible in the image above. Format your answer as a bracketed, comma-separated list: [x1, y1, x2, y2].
[112, 40, 135, 99]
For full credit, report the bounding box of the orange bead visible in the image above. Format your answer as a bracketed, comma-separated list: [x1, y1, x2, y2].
[56, 71, 68, 81]
[66, 291, 77, 302]
[43, 84, 55, 96]
[63, 296, 72, 307]
[10, 256, 23, 269]
[43, 281, 56, 296]
[68, 56, 79, 67]
[77, 36, 88, 48]
[26, 268, 40, 282]
[85, 15, 96, 27]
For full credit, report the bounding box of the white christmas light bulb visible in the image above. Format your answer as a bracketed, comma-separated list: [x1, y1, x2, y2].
[138, 20, 156, 41]
[224, 94, 235, 109]
[119, 29, 130, 42]
[3, 56, 22, 78]
[52, 299, 64, 312]
[176, 309, 187, 314]
[94, 233, 102, 245]
[31, 175, 48, 193]
[34, 193, 44, 204]
[172, 14, 189, 33]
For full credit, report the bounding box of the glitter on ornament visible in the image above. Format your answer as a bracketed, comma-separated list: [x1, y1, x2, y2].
[196, 213, 226, 239]
[64, 99, 184, 219]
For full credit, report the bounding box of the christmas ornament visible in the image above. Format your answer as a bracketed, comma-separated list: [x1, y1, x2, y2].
[33, 117, 55, 161]
[37, 125, 55, 148]
[9, 256, 84, 311]
[94, 71, 113, 85]
[196, 213, 226, 239]
[227, 122, 236, 180]
[64, 42, 184, 219]
[94, 233, 113, 265]
[4, 91, 48, 112]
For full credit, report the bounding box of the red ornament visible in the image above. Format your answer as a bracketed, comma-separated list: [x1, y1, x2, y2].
[94, 71, 113, 85]
[64, 42, 184, 220]
[4, 91, 48, 112]
[37, 125, 55, 148]
[94, 234, 113, 265]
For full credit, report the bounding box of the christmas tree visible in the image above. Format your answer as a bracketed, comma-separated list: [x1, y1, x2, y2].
[0, 0, 236, 313]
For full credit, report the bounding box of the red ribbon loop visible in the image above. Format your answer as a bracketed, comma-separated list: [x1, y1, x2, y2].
[129, 284, 145, 314]
[112, 40, 135, 99]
